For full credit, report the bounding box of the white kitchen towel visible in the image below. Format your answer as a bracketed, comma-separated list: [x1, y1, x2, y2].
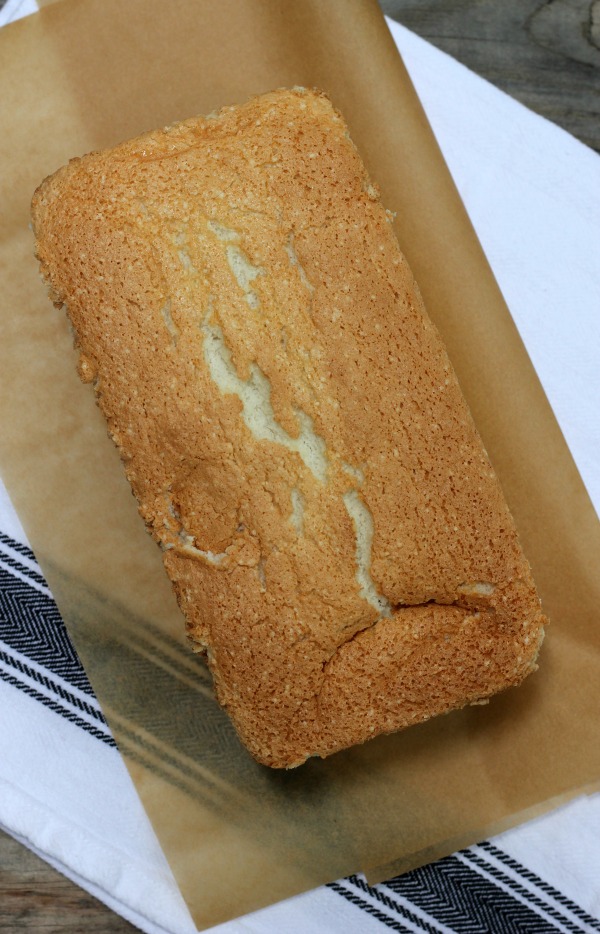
[0, 5, 599, 933]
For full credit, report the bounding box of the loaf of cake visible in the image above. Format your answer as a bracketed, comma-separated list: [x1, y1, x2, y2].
[31, 88, 545, 768]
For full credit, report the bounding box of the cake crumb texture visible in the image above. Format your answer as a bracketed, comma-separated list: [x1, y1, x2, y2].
[31, 88, 545, 768]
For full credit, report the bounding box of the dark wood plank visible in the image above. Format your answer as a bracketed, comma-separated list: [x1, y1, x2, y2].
[379, 0, 600, 152]
[0, 829, 137, 932]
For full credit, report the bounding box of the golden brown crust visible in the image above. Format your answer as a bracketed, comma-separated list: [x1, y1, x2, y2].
[31, 88, 545, 768]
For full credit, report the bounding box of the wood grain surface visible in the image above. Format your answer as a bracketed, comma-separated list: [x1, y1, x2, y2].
[1, 2, 598, 933]
[0, 829, 136, 932]
[381, 0, 600, 152]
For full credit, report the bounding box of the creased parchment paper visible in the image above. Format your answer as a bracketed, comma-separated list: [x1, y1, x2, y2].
[1, 0, 599, 928]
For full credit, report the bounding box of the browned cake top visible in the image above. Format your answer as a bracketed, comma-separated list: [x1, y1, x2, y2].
[32, 88, 545, 767]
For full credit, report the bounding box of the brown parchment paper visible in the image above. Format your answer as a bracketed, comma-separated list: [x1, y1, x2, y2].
[1, 0, 599, 927]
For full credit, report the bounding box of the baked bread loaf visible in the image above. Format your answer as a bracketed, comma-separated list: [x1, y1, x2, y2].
[31, 88, 545, 768]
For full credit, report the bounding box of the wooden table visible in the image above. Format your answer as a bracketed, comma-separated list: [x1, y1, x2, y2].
[1, 1, 598, 931]
[0, 829, 136, 932]
[381, 0, 600, 153]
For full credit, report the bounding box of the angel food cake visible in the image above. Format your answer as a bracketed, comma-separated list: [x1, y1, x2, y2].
[31, 88, 545, 767]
